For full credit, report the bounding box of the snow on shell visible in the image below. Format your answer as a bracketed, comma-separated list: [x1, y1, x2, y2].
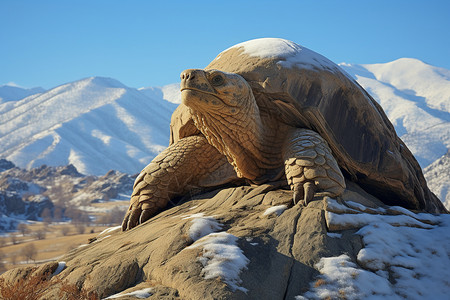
[226, 38, 342, 72]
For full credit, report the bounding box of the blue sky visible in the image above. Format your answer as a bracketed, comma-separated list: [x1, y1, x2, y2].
[1, 0, 449, 89]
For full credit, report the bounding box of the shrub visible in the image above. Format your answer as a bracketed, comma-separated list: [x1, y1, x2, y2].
[21, 243, 37, 263]
[75, 224, 86, 235]
[17, 223, 29, 236]
[0, 251, 5, 274]
[60, 226, 71, 236]
[33, 229, 46, 240]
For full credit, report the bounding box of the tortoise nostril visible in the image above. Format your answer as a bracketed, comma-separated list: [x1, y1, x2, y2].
[181, 71, 195, 81]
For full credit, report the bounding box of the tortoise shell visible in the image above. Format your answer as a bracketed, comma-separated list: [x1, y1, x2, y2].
[174, 38, 446, 213]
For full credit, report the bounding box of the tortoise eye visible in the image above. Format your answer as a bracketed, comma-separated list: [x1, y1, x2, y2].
[211, 74, 224, 86]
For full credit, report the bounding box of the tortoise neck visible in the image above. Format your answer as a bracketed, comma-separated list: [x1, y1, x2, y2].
[191, 99, 283, 180]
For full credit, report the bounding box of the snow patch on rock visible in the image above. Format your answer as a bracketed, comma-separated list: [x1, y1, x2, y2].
[263, 204, 287, 216]
[299, 199, 450, 300]
[186, 231, 249, 292]
[52, 261, 66, 276]
[182, 213, 222, 241]
[104, 287, 153, 299]
[296, 254, 398, 300]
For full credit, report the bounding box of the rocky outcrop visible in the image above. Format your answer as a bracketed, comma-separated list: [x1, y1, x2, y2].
[0, 159, 14, 172]
[0, 160, 134, 231]
[0, 172, 53, 230]
[1, 182, 442, 299]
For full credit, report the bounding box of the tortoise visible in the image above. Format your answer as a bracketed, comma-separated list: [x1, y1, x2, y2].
[122, 38, 446, 230]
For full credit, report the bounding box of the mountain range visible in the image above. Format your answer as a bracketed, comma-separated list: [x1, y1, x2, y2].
[0, 58, 449, 209]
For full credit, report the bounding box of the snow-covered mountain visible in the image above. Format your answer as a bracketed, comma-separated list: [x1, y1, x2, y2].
[0, 58, 448, 208]
[340, 59, 450, 208]
[0, 77, 177, 175]
[0, 84, 45, 103]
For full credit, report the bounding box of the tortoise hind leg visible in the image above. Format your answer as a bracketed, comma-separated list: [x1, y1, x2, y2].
[283, 128, 346, 206]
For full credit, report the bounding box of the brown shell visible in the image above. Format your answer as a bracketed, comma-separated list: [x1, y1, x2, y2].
[203, 38, 445, 213]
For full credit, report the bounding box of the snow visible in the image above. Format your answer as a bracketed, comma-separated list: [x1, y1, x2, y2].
[138, 83, 181, 104]
[362, 58, 450, 113]
[182, 213, 222, 241]
[296, 254, 399, 300]
[98, 225, 122, 236]
[326, 232, 342, 239]
[52, 261, 66, 276]
[263, 204, 287, 216]
[182, 213, 249, 291]
[161, 83, 182, 104]
[326, 211, 433, 229]
[298, 202, 450, 300]
[0, 77, 177, 175]
[186, 232, 249, 293]
[227, 38, 341, 72]
[424, 151, 450, 209]
[0, 84, 45, 103]
[104, 288, 153, 299]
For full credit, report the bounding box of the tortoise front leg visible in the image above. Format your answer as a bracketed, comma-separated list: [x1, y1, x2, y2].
[122, 135, 237, 231]
[283, 128, 345, 205]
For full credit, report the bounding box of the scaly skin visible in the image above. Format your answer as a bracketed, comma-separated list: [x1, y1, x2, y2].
[123, 69, 346, 230]
[122, 135, 237, 230]
[284, 128, 345, 205]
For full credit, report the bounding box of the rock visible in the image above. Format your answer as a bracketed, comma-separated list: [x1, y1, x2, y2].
[0, 158, 15, 172]
[59, 164, 83, 177]
[3, 182, 418, 299]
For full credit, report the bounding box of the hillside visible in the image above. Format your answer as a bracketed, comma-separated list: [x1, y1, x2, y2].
[0, 77, 177, 175]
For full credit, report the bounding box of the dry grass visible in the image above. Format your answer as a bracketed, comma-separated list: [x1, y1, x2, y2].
[89, 200, 129, 221]
[0, 223, 110, 273]
[314, 278, 327, 287]
[0, 271, 99, 300]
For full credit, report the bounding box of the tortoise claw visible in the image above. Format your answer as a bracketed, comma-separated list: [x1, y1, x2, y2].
[293, 184, 303, 205]
[125, 208, 142, 231]
[139, 209, 153, 225]
[121, 211, 131, 231]
[303, 181, 316, 206]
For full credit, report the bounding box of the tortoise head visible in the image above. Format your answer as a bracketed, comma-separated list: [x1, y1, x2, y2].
[180, 69, 255, 114]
